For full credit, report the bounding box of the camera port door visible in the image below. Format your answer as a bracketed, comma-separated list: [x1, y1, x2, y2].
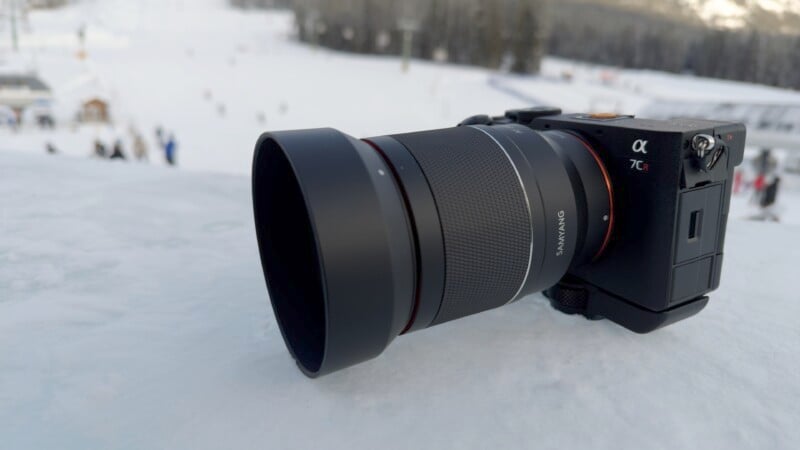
[675, 184, 723, 263]
[671, 184, 724, 305]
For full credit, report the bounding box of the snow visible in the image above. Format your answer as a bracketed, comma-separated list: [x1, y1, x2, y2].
[2, 149, 800, 450]
[4, 0, 800, 176]
[682, 0, 750, 27]
[678, 0, 800, 28]
[1, 1, 534, 174]
[2, 1, 800, 447]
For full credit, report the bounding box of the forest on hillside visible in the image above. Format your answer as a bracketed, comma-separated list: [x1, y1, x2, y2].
[292, 0, 549, 74]
[549, 1, 800, 90]
[232, 0, 800, 91]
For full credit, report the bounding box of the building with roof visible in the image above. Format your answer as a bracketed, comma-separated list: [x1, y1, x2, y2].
[79, 97, 111, 123]
[0, 74, 53, 115]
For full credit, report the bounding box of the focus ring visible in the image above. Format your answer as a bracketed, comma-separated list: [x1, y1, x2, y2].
[392, 127, 532, 325]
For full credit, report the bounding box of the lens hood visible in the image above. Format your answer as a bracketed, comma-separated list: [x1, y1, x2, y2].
[252, 128, 414, 377]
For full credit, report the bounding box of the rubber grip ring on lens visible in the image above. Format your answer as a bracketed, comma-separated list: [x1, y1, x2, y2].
[391, 127, 532, 325]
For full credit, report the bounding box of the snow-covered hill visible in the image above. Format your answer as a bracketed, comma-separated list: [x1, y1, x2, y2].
[584, 0, 800, 31]
[4, 0, 800, 177]
[680, 0, 800, 28]
[2, 147, 799, 450]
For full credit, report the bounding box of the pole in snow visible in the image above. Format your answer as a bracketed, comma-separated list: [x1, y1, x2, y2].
[10, 0, 19, 52]
[397, 18, 419, 73]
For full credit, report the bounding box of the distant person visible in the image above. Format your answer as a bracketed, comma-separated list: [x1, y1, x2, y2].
[109, 140, 126, 160]
[37, 114, 55, 129]
[77, 24, 86, 47]
[733, 169, 744, 195]
[753, 148, 776, 178]
[94, 140, 107, 158]
[46, 142, 58, 154]
[752, 175, 781, 222]
[129, 126, 148, 161]
[760, 176, 781, 209]
[164, 134, 177, 166]
[8, 112, 20, 132]
[751, 149, 777, 205]
[132, 132, 148, 161]
[155, 126, 165, 149]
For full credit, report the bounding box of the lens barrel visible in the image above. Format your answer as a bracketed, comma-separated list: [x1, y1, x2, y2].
[253, 124, 612, 377]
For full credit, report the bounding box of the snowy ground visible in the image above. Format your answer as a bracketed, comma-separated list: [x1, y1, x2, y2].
[1, 150, 799, 449]
[2, 0, 800, 223]
[2, 1, 800, 448]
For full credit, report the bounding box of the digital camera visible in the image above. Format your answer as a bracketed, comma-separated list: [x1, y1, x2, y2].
[252, 107, 745, 377]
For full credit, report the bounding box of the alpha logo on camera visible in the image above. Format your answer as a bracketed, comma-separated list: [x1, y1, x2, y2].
[632, 139, 649, 154]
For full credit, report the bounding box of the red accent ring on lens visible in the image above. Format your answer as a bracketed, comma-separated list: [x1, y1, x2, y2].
[573, 137, 615, 261]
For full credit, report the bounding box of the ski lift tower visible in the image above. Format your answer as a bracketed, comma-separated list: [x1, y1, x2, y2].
[397, 18, 419, 73]
[303, 9, 321, 50]
[2, 0, 20, 52]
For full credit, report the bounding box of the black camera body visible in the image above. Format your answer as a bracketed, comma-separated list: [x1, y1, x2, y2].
[253, 106, 746, 376]
[490, 108, 745, 332]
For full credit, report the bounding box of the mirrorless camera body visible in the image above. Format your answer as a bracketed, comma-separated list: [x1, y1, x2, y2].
[471, 107, 745, 332]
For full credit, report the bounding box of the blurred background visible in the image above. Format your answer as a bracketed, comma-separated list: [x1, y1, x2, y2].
[1, 0, 798, 222]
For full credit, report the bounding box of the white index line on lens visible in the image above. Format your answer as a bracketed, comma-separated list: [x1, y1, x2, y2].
[470, 125, 533, 305]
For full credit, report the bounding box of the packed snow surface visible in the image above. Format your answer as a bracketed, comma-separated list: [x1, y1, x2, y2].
[2, 1, 800, 448]
[1, 151, 799, 450]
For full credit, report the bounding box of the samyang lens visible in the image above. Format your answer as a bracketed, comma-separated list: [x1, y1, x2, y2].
[252, 123, 613, 377]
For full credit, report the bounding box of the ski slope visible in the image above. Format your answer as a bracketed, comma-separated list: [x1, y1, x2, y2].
[3, 0, 800, 176]
[2, 1, 800, 448]
[3, 0, 800, 224]
[1, 150, 799, 450]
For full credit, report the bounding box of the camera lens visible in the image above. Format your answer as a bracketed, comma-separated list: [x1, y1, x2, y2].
[252, 124, 613, 377]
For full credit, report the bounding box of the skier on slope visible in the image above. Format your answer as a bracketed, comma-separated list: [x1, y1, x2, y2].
[131, 130, 148, 162]
[750, 149, 781, 222]
[109, 140, 126, 160]
[155, 125, 165, 149]
[93, 140, 108, 158]
[164, 134, 177, 166]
